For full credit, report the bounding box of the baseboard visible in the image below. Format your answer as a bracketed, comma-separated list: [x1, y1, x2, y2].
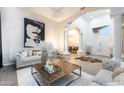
[3, 62, 15, 66]
[90, 53, 110, 58]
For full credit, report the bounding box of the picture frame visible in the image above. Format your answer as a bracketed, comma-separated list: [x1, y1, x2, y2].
[24, 18, 45, 47]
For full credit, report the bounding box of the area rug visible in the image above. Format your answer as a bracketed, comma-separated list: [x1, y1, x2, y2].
[16, 67, 94, 86]
[75, 56, 102, 63]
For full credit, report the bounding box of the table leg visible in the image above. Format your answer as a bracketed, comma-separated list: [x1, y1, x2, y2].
[31, 66, 33, 75]
[79, 66, 81, 76]
[66, 67, 81, 86]
[31, 66, 41, 86]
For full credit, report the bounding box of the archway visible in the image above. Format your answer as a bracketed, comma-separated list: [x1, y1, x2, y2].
[67, 27, 82, 53]
[64, 26, 83, 54]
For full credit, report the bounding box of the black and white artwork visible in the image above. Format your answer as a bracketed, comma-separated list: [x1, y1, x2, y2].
[24, 18, 45, 47]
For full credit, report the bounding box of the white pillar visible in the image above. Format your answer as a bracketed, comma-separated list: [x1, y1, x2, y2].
[64, 29, 70, 54]
[112, 14, 122, 64]
[78, 33, 82, 53]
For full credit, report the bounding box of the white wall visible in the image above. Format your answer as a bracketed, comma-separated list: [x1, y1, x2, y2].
[70, 17, 89, 53]
[0, 8, 113, 65]
[89, 15, 113, 56]
[70, 14, 113, 56]
[1, 7, 60, 65]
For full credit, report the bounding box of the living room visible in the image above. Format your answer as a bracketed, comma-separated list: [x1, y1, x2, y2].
[0, 7, 124, 86]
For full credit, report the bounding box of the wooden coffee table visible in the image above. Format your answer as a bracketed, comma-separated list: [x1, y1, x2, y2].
[31, 59, 81, 86]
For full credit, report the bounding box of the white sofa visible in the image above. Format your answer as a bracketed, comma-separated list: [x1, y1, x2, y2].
[15, 50, 41, 69]
[16, 48, 58, 69]
[16, 41, 59, 69]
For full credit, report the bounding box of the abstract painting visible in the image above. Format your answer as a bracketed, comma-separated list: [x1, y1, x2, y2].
[24, 18, 45, 47]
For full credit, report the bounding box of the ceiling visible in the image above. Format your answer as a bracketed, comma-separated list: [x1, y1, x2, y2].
[82, 9, 111, 21]
[22, 7, 83, 22]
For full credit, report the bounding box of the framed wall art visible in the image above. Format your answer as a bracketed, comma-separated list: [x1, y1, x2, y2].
[24, 18, 45, 48]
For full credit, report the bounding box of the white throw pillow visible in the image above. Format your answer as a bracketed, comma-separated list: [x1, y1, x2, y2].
[114, 73, 124, 83]
[93, 69, 113, 85]
[112, 67, 124, 79]
[21, 51, 28, 58]
[28, 50, 32, 56]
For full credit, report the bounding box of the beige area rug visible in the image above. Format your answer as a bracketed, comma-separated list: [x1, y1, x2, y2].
[17, 67, 94, 86]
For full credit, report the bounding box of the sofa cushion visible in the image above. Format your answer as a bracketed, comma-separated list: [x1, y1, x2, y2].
[93, 69, 113, 85]
[22, 56, 41, 62]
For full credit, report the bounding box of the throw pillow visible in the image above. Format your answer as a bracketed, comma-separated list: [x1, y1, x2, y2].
[28, 50, 32, 56]
[114, 73, 124, 83]
[93, 69, 113, 85]
[112, 67, 124, 79]
[21, 51, 28, 58]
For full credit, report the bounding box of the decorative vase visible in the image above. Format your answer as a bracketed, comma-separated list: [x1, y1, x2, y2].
[41, 48, 48, 66]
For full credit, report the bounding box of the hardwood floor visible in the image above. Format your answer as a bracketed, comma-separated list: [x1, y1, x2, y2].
[0, 65, 18, 86]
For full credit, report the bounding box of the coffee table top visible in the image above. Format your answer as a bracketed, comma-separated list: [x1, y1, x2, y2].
[32, 59, 81, 83]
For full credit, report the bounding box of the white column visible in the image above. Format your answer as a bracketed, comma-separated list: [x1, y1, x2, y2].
[112, 14, 122, 64]
[78, 33, 82, 53]
[64, 29, 70, 54]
